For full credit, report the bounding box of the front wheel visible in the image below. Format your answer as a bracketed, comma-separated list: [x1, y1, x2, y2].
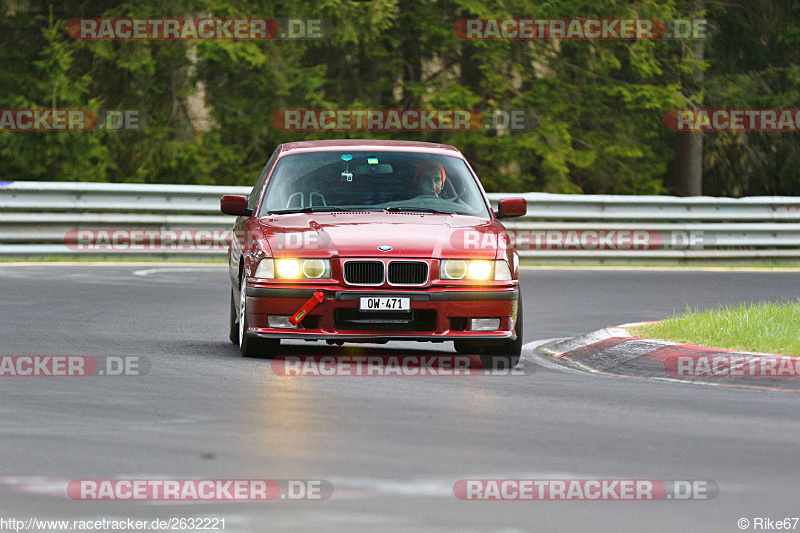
[229, 289, 239, 345]
[454, 295, 523, 369]
[238, 277, 280, 358]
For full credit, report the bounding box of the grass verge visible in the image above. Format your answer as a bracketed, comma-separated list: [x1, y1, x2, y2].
[630, 300, 800, 356]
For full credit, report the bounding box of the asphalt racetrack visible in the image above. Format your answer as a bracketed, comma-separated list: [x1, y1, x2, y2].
[1, 264, 799, 532]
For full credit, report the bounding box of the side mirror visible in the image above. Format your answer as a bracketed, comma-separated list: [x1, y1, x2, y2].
[220, 195, 252, 216]
[496, 197, 527, 219]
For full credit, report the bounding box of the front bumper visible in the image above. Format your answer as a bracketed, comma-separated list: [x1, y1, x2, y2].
[244, 284, 519, 342]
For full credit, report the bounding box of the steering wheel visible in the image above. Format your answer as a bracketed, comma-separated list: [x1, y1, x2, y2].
[442, 190, 467, 203]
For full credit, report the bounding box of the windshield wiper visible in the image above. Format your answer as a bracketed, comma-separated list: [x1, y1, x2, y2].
[267, 206, 361, 215]
[384, 206, 453, 214]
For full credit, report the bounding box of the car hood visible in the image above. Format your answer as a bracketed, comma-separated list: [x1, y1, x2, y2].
[258, 212, 500, 259]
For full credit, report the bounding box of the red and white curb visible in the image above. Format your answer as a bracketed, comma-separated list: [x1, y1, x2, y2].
[539, 323, 800, 392]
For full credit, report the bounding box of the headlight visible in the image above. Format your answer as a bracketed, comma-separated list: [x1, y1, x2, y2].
[275, 258, 331, 280]
[277, 259, 301, 278]
[494, 260, 512, 281]
[254, 258, 274, 279]
[443, 260, 467, 280]
[302, 259, 329, 279]
[440, 260, 512, 281]
[467, 260, 493, 281]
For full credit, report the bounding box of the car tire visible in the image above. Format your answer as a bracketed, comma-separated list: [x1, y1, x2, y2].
[229, 289, 239, 345]
[453, 339, 484, 355]
[454, 292, 523, 369]
[481, 295, 523, 369]
[239, 276, 280, 358]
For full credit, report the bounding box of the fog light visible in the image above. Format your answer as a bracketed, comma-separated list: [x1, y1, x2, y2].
[470, 318, 501, 331]
[268, 315, 298, 329]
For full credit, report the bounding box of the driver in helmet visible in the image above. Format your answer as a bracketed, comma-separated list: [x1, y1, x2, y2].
[413, 163, 446, 197]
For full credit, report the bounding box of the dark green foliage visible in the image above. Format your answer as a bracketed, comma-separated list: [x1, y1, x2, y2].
[0, 0, 797, 195]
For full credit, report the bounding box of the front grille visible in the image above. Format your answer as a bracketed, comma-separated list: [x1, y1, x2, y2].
[344, 261, 384, 285]
[334, 309, 437, 332]
[388, 261, 428, 285]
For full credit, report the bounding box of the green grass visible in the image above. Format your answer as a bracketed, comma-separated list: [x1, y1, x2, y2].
[630, 300, 800, 356]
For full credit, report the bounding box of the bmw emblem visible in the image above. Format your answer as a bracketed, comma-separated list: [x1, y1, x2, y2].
[378, 245, 392, 252]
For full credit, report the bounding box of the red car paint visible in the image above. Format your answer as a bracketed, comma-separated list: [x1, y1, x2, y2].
[223, 140, 525, 350]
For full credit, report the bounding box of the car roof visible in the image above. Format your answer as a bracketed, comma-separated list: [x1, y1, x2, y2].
[276, 139, 462, 157]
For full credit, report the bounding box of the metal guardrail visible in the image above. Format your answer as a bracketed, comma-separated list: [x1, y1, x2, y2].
[1, 181, 799, 261]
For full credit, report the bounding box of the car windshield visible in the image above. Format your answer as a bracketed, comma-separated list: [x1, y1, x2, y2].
[258, 151, 491, 217]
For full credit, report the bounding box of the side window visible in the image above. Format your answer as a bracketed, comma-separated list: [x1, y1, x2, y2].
[247, 149, 278, 211]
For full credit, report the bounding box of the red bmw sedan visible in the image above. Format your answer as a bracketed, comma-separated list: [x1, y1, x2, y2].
[221, 140, 527, 366]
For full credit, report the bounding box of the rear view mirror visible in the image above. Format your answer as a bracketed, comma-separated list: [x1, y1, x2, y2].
[354, 163, 393, 175]
[496, 197, 527, 219]
[220, 195, 252, 216]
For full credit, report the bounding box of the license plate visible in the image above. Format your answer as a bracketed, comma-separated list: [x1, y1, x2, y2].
[359, 297, 411, 312]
